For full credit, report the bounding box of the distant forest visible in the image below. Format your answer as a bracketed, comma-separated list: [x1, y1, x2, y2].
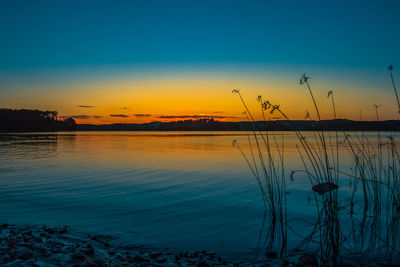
[0, 109, 77, 132]
[78, 119, 400, 131]
[2, 108, 400, 132]
[157, 118, 240, 131]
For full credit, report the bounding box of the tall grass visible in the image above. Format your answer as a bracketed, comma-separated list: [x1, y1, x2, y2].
[232, 89, 287, 257]
[233, 66, 400, 264]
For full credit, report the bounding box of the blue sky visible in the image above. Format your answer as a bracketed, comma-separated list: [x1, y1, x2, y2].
[1, 0, 399, 70]
[0, 0, 399, 122]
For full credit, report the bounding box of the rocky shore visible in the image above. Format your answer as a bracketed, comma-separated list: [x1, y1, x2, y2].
[0, 223, 283, 266]
[0, 223, 397, 267]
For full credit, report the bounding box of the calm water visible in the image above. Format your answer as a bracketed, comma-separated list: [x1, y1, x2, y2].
[0, 131, 395, 258]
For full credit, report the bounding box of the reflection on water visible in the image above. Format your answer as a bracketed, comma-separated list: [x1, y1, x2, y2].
[0, 131, 398, 259]
[0, 132, 268, 257]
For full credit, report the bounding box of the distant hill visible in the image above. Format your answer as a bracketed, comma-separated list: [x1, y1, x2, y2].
[78, 119, 240, 131]
[0, 109, 77, 132]
[77, 119, 400, 131]
[237, 119, 400, 131]
[157, 118, 241, 131]
[78, 122, 162, 131]
[2, 110, 400, 132]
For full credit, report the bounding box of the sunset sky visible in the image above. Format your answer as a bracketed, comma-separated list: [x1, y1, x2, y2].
[1, 0, 399, 124]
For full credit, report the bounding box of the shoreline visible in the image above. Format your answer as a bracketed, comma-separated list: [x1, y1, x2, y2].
[0, 223, 277, 266]
[0, 223, 399, 267]
[1, 223, 396, 267]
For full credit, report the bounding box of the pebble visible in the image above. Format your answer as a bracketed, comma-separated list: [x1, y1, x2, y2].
[0, 223, 392, 267]
[17, 247, 33, 260]
[71, 252, 86, 262]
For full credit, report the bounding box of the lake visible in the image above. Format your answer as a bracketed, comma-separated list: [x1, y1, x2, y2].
[0, 131, 398, 260]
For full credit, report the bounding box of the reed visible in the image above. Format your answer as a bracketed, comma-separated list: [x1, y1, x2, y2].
[232, 89, 288, 257]
[233, 66, 400, 264]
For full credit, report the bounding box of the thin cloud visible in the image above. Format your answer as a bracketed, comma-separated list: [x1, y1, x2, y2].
[134, 114, 152, 117]
[60, 115, 93, 119]
[78, 105, 95, 108]
[157, 115, 238, 119]
[121, 107, 130, 110]
[110, 114, 129, 118]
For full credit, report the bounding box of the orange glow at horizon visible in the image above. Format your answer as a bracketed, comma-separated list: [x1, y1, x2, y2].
[2, 69, 399, 124]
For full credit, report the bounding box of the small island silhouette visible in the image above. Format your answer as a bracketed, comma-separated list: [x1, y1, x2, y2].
[0, 109, 77, 132]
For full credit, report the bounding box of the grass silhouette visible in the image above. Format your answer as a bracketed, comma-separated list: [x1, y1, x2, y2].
[233, 66, 400, 264]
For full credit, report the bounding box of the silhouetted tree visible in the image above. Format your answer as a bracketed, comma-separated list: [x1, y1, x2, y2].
[0, 109, 76, 132]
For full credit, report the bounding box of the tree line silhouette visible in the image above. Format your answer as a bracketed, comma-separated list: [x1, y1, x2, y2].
[157, 118, 241, 131]
[0, 109, 77, 132]
[2, 108, 400, 132]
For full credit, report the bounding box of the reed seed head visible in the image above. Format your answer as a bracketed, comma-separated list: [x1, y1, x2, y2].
[300, 73, 310, 85]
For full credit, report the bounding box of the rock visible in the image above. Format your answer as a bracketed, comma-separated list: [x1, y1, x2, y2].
[197, 261, 210, 267]
[71, 252, 86, 262]
[7, 238, 17, 247]
[46, 240, 64, 248]
[32, 237, 43, 243]
[17, 247, 33, 260]
[81, 247, 95, 256]
[335, 263, 356, 267]
[157, 258, 168, 264]
[39, 250, 50, 257]
[312, 182, 338, 195]
[131, 255, 150, 263]
[67, 246, 76, 253]
[299, 253, 318, 267]
[85, 260, 107, 267]
[24, 230, 33, 237]
[32, 242, 47, 252]
[150, 252, 162, 259]
[39, 233, 49, 239]
[1, 254, 11, 264]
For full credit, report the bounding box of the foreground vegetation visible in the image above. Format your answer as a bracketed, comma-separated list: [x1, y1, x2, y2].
[233, 66, 400, 265]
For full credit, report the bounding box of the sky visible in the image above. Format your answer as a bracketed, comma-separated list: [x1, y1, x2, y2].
[1, 0, 399, 124]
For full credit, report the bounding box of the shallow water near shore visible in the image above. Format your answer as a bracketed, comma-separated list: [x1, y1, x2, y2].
[0, 131, 398, 261]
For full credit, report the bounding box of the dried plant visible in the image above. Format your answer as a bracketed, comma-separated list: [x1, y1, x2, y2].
[233, 67, 400, 264]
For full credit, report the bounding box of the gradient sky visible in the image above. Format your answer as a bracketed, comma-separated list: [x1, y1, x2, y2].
[1, 0, 399, 123]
